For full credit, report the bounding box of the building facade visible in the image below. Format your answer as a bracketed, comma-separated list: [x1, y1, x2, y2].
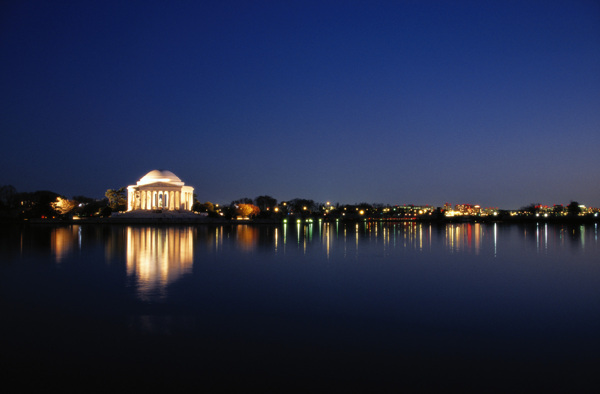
[126, 170, 194, 212]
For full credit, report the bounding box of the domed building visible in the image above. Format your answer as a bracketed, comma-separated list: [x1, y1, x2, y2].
[126, 170, 194, 212]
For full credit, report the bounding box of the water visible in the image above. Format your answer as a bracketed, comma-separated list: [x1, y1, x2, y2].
[1, 222, 599, 390]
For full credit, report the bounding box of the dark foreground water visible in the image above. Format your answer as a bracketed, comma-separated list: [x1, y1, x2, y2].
[1, 222, 599, 391]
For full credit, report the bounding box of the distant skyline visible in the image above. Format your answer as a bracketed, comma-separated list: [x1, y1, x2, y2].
[2, 1, 599, 209]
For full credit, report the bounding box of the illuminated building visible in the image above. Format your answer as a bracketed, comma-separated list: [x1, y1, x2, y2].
[126, 170, 194, 212]
[454, 204, 481, 215]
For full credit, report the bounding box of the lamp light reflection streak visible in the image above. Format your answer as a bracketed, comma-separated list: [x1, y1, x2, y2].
[494, 223, 497, 257]
[265, 221, 596, 259]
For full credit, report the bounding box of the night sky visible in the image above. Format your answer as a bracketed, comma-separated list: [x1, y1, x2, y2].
[2, 1, 599, 209]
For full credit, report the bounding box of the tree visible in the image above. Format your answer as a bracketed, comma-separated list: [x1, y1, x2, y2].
[51, 196, 77, 215]
[0, 185, 18, 219]
[105, 187, 127, 211]
[520, 203, 540, 215]
[232, 197, 253, 205]
[220, 205, 236, 219]
[193, 201, 216, 213]
[0, 185, 17, 209]
[17, 190, 60, 218]
[289, 198, 316, 213]
[236, 203, 260, 218]
[75, 198, 108, 217]
[254, 195, 277, 212]
[73, 195, 96, 204]
[567, 201, 581, 217]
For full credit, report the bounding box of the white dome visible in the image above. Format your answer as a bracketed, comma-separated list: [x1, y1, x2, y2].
[137, 170, 184, 186]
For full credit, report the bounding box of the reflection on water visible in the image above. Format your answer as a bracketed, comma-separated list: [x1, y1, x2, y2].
[126, 227, 194, 300]
[50, 226, 80, 262]
[272, 221, 599, 257]
[207, 225, 268, 253]
[42, 222, 600, 300]
[42, 222, 600, 266]
[4, 221, 599, 390]
[234, 225, 260, 252]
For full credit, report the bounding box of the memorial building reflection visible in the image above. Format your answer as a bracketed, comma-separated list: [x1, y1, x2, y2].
[126, 227, 194, 300]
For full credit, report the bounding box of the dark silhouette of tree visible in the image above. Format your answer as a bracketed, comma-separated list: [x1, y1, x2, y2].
[357, 202, 372, 211]
[520, 203, 540, 215]
[289, 198, 316, 213]
[99, 205, 113, 217]
[220, 205, 236, 219]
[567, 201, 581, 216]
[75, 198, 108, 217]
[0, 185, 17, 208]
[16, 190, 60, 218]
[193, 201, 216, 214]
[231, 197, 253, 205]
[254, 195, 277, 212]
[105, 187, 127, 211]
[73, 195, 95, 204]
[0, 185, 18, 219]
[552, 204, 565, 215]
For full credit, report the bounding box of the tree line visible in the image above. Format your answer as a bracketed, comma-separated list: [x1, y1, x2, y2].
[0, 185, 113, 219]
[0, 184, 596, 221]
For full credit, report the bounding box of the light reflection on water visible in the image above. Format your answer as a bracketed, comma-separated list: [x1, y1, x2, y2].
[1, 221, 600, 390]
[125, 227, 195, 300]
[49, 226, 79, 262]
[42, 221, 600, 267]
[41, 221, 600, 307]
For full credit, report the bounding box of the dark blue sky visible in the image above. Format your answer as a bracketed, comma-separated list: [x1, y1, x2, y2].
[2, 1, 599, 209]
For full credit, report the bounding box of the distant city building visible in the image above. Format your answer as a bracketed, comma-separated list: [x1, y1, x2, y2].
[454, 204, 481, 215]
[126, 170, 194, 212]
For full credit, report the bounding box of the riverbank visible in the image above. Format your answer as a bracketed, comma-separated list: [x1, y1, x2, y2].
[3, 214, 598, 226]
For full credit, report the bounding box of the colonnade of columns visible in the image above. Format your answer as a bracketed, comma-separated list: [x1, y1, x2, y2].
[129, 189, 194, 211]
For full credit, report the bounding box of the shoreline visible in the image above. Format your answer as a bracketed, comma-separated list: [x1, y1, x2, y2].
[2, 215, 598, 226]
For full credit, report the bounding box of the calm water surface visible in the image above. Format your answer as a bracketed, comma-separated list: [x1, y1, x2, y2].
[1, 222, 599, 390]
